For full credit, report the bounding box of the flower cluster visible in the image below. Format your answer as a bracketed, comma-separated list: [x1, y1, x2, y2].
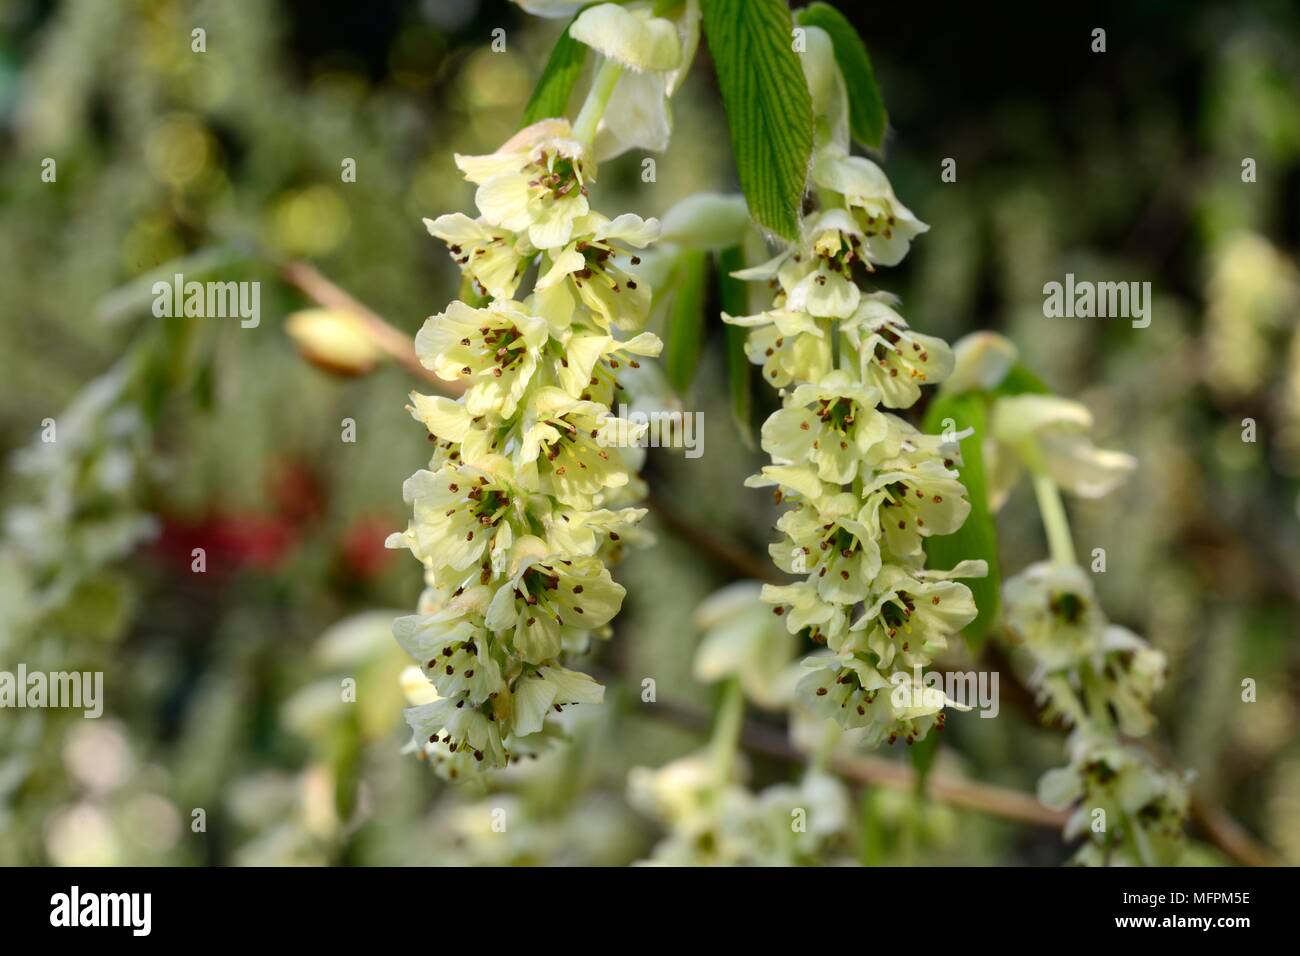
[388, 117, 664, 778]
[628, 754, 854, 866]
[726, 155, 984, 748]
[1006, 560, 1189, 865]
[958, 334, 1189, 865]
[692, 581, 800, 710]
[1037, 729, 1189, 867]
[1004, 562, 1166, 734]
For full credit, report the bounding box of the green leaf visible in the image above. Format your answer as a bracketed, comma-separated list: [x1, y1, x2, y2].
[522, 14, 589, 126]
[909, 729, 941, 795]
[194, 350, 218, 412]
[795, 2, 888, 149]
[701, 0, 813, 240]
[857, 789, 880, 866]
[716, 244, 754, 448]
[94, 243, 251, 325]
[993, 362, 1051, 398]
[664, 249, 710, 394]
[922, 391, 1000, 650]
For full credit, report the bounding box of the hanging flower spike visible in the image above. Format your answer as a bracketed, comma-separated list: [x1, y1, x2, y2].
[1003, 560, 1168, 739]
[392, 61, 665, 778]
[728, 49, 985, 749]
[1038, 728, 1190, 867]
[971, 339, 1189, 864]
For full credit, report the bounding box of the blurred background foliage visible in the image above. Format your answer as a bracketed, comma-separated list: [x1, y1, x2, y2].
[0, 0, 1297, 865]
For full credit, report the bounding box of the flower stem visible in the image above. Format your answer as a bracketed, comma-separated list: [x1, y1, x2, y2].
[710, 679, 745, 785]
[573, 57, 623, 146]
[816, 186, 843, 210]
[1031, 471, 1077, 566]
[1079, 661, 1114, 735]
[838, 326, 859, 374]
[811, 717, 840, 773]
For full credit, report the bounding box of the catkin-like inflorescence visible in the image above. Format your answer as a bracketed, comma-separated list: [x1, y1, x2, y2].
[388, 119, 662, 778]
[727, 151, 986, 748]
[1005, 560, 1188, 865]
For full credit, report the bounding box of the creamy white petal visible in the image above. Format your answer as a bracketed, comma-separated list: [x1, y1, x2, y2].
[594, 69, 672, 161]
[570, 4, 682, 72]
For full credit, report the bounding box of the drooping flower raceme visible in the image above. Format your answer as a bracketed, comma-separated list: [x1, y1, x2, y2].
[1037, 726, 1189, 867]
[726, 48, 985, 747]
[389, 115, 665, 779]
[1004, 562, 1167, 737]
[628, 753, 854, 866]
[948, 332, 1189, 864]
[1004, 560, 1189, 865]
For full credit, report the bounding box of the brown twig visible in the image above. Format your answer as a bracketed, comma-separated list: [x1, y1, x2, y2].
[278, 260, 462, 395]
[644, 489, 781, 583]
[643, 695, 1067, 829]
[1188, 797, 1279, 868]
